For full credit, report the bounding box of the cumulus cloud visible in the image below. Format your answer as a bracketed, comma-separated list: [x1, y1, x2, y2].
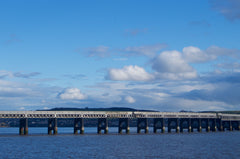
[152, 50, 194, 73]
[183, 46, 216, 63]
[152, 50, 197, 80]
[122, 43, 167, 57]
[125, 96, 136, 103]
[106, 65, 154, 81]
[183, 46, 240, 63]
[210, 0, 240, 21]
[59, 88, 87, 100]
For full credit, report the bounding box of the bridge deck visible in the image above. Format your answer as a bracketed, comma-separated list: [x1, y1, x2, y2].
[0, 111, 239, 120]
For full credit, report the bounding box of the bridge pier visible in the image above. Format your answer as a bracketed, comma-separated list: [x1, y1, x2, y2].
[98, 118, 108, 134]
[118, 118, 129, 134]
[48, 118, 57, 135]
[179, 118, 188, 133]
[19, 118, 28, 135]
[74, 118, 84, 134]
[137, 118, 148, 133]
[153, 118, 165, 133]
[188, 119, 192, 132]
[211, 119, 217, 132]
[168, 118, 179, 133]
[230, 121, 233, 131]
[180, 118, 192, 132]
[206, 119, 210, 132]
[198, 119, 202, 132]
[217, 119, 223, 131]
[238, 121, 240, 131]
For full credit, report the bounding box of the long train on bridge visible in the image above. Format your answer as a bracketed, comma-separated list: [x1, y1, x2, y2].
[0, 111, 240, 135]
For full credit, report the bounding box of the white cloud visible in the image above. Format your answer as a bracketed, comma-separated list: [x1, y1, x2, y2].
[152, 50, 194, 73]
[106, 65, 154, 81]
[0, 70, 13, 79]
[59, 88, 87, 100]
[152, 50, 197, 80]
[183, 46, 216, 63]
[125, 96, 136, 103]
[183, 46, 240, 63]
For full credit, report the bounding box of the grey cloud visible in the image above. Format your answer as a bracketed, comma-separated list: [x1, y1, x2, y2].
[189, 20, 211, 27]
[179, 83, 240, 105]
[183, 46, 240, 63]
[210, 0, 240, 21]
[206, 46, 240, 58]
[124, 28, 148, 36]
[201, 72, 240, 84]
[64, 74, 87, 80]
[4, 34, 22, 45]
[78, 46, 111, 58]
[216, 62, 240, 72]
[14, 72, 41, 78]
[121, 43, 167, 57]
[78, 43, 167, 58]
[0, 71, 41, 79]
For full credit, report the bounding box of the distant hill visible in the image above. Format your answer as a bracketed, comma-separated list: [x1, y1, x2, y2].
[38, 107, 158, 112]
[200, 111, 240, 114]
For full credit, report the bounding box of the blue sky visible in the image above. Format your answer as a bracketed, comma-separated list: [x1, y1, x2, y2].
[0, 0, 240, 111]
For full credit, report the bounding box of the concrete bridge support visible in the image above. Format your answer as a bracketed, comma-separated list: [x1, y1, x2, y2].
[217, 119, 223, 131]
[211, 119, 217, 132]
[230, 121, 233, 131]
[137, 118, 148, 133]
[222, 121, 232, 131]
[179, 119, 190, 133]
[48, 118, 57, 135]
[118, 118, 129, 134]
[98, 118, 108, 134]
[168, 118, 179, 133]
[201, 119, 210, 132]
[188, 119, 192, 132]
[19, 118, 28, 135]
[153, 118, 165, 133]
[206, 119, 210, 132]
[74, 118, 84, 134]
[198, 119, 202, 132]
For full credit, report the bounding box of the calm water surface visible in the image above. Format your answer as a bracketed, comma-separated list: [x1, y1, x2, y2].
[0, 128, 240, 159]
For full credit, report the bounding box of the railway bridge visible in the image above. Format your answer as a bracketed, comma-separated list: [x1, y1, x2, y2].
[0, 111, 240, 135]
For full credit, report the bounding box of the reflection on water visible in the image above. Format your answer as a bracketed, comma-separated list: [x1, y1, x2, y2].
[0, 128, 240, 159]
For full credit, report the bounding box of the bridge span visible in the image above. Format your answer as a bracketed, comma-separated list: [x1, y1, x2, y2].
[0, 111, 240, 135]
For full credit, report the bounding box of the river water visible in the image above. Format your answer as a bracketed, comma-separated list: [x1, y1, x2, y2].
[0, 127, 239, 159]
